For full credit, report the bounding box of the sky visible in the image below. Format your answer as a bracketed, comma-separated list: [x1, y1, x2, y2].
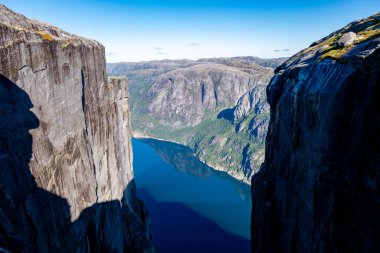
[2, 0, 379, 62]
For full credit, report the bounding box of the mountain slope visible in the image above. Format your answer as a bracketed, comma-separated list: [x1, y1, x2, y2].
[251, 13, 380, 252]
[108, 58, 280, 182]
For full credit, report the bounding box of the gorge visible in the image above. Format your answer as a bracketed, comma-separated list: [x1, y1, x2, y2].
[0, 3, 379, 253]
[107, 57, 286, 183]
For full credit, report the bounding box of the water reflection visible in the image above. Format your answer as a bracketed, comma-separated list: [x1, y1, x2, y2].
[133, 138, 251, 243]
[139, 138, 251, 203]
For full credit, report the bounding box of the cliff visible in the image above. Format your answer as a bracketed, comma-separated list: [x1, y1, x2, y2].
[108, 58, 278, 183]
[0, 5, 153, 252]
[141, 63, 271, 127]
[251, 13, 380, 252]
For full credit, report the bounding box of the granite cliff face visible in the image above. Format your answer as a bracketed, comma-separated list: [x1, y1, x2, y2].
[141, 63, 271, 127]
[0, 5, 153, 252]
[108, 58, 284, 183]
[252, 14, 380, 252]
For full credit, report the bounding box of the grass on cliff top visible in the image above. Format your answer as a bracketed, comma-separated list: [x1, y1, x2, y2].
[291, 17, 380, 64]
[11, 25, 27, 32]
[319, 47, 349, 63]
[36, 31, 55, 42]
[357, 28, 380, 43]
[319, 28, 380, 62]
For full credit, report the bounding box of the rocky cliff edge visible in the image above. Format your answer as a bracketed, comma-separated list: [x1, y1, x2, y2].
[0, 5, 153, 252]
[251, 13, 380, 253]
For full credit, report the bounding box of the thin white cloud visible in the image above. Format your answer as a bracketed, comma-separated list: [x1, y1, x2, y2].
[106, 51, 117, 56]
[186, 43, 200, 47]
[274, 49, 290, 52]
[154, 47, 164, 51]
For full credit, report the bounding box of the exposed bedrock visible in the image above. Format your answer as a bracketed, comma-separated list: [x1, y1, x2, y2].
[0, 5, 153, 252]
[251, 13, 380, 253]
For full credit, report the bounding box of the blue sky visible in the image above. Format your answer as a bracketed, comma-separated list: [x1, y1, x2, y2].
[2, 0, 379, 62]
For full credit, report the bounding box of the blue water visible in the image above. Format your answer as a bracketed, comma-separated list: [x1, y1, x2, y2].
[133, 138, 251, 253]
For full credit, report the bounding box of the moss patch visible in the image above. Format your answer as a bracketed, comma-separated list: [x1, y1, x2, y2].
[289, 35, 340, 64]
[356, 29, 380, 43]
[319, 28, 380, 63]
[11, 25, 27, 32]
[292, 16, 380, 64]
[319, 47, 349, 62]
[36, 31, 55, 42]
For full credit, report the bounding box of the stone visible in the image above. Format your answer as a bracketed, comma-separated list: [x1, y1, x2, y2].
[251, 13, 380, 253]
[0, 4, 153, 252]
[337, 31, 357, 47]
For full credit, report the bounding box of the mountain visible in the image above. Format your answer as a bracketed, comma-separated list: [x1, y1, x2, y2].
[107, 57, 285, 183]
[0, 5, 153, 252]
[197, 56, 288, 69]
[251, 13, 380, 252]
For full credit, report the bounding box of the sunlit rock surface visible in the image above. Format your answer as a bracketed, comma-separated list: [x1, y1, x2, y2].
[0, 5, 153, 252]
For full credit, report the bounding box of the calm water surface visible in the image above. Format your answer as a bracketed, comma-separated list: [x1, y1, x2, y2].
[133, 138, 251, 253]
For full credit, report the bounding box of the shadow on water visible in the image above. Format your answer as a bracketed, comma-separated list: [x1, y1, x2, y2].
[0, 74, 148, 252]
[138, 189, 250, 253]
[133, 138, 252, 250]
[139, 138, 251, 203]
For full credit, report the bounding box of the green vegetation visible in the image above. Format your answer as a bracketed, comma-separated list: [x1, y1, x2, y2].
[62, 38, 79, 48]
[357, 29, 380, 43]
[291, 35, 340, 62]
[36, 31, 55, 42]
[11, 25, 27, 32]
[113, 61, 271, 183]
[10, 26, 55, 42]
[289, 17, 380, 65]
[132, 108, 264, 180]
[108, 69, 167, 110]
[319, 47, 349, 63]
[319, 27, 380, 62]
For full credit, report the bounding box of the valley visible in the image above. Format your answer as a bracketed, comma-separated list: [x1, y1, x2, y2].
[0, 2, 379, 253]
[108, 57, 286, 183]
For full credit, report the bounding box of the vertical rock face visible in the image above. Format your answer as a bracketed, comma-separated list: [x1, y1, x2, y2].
[252, 14, 380, 252]
[0, 5, 153, 252]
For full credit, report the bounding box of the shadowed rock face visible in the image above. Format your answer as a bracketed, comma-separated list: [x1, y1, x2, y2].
[251, 14, 380, 252]
[0, 5, 153, 252]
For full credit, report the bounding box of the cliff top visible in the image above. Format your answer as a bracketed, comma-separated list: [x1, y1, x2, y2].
[160, 62, 273, 79]
[0, 4, 103, 48]
[279, 12, 380, 71]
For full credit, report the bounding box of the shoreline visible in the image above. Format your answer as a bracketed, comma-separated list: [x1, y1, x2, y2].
[133, 132, 251, 185]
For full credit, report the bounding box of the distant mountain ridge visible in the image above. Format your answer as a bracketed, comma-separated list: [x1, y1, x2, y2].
[107, 57, 286, 183]
[107, 57, 287, 75]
